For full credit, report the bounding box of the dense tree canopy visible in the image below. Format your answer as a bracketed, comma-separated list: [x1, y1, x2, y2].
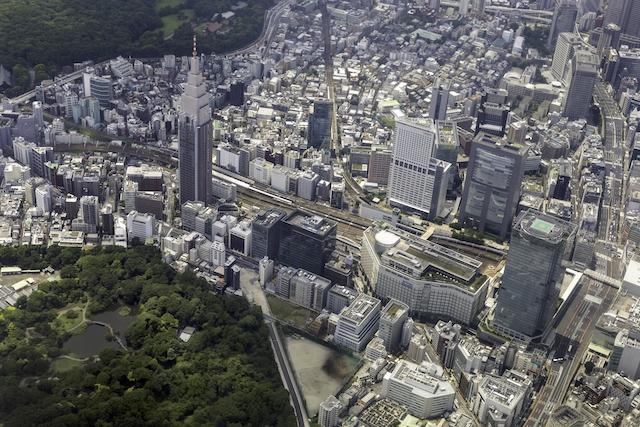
[0, 0, 275, 96]
[0, 245, 295, 426]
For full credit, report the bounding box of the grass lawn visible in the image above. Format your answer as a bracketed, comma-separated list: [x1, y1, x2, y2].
[267, 295, 317, 329]
[155, 0, 185, 10]
[50, 357, 85, 373]
[52, 304, 85, 333]
[161, 10, 195, 37]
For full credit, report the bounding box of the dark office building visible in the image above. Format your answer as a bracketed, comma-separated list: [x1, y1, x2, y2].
[252, 208, 287, 260]
[553, 175, 571, 200]
[475, 88, 510, 137]
[135, 191, 164, 220]
[101, 204, 114, 235]
[278, 210, 337, 275]
[229, 81, 245, 106]
[308, 99, 332, 148]
[229, 233, 247, 254]
[459, 133, 528, 239]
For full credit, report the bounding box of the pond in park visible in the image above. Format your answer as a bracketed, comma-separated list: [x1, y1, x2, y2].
[62, 308, 136, 358]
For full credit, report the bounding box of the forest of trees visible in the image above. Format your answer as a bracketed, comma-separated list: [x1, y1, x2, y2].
[0, 245, 295, 426]
[0, 0, 274, 96]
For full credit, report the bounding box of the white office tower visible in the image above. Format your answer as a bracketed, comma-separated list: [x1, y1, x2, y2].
[388, 119, 451, 220]
[12, 137, 31, 166]
[551, 32, 584, 83]
[179, 38, 212, 204]
[35, 184, 52, 214]
[126, 211, 156, 242]
[114, 217, 128, 247]
[33, 101, 44, 128]
[378, 299, 409, 353]
[334, 294, 382, 352]
[196, 239, 223, 265]
[318, 395, 343, 427]
[249, 158, 273, 185]
[382, 361, 455, 419]
[259, 257, 275, 286]
[472, 371, 532, 427]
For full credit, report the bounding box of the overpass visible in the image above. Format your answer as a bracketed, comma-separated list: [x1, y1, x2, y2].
[441, 1, 553, 23]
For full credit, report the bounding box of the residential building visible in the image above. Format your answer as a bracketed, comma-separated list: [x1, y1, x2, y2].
[318, 395, 343, 427]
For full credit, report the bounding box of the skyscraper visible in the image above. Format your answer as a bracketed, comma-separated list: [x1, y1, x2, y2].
[548, 0, 578, 48]
[604, 0, 640, 37]
[388, 119, 451, 220]
[493, 210, 576, 340]
[597, 23, 622, 58]
[562, 50, 598, 120]
[308, 98, 332, 148]
[551, 32, 583, 82]
[429, 79, 450, 121]
[458, 133, 528, 239]
[179, 38, 212, 205]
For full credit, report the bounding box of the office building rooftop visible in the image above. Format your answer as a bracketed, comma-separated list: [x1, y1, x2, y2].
[340, 294, 381, 325]
[365, 223, 484, 290]
[516, 209, 576, 244]
[284, 209, 336, 237]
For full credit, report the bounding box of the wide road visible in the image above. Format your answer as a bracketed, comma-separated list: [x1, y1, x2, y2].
[524, 278, 617, 426]
[225, 0, 295, 58]
[594, 82, 626, 244]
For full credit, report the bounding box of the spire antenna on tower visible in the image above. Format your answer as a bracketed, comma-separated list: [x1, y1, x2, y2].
[193, 34, 197, 58]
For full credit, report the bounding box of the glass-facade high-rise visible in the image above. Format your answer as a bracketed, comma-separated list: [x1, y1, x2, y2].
[251, 208, 286, 260]
[493, 210, 576, 340]
[459, 133, 528, 239]
[179, 47, 212, 205]
[277, 210, 337, 275]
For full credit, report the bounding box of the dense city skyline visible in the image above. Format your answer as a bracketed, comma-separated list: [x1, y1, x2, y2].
[1, 0, 640, 426]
